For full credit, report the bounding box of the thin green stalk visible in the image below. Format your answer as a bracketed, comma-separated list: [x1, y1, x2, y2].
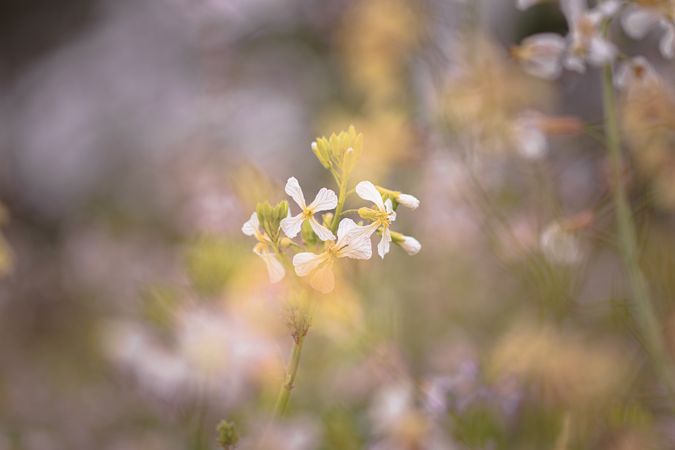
[602, 64, 675, 396]
[331, 176, 348, 233]
[273, 333, 306, 416]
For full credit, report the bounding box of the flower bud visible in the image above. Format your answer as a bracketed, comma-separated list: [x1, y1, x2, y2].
[399, 235, 422, 255]
[397, 193, 420, 210]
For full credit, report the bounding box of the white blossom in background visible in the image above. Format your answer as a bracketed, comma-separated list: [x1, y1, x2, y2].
[614, 56, 658, 90]
[540, 221, 583, 264]
[514, 0, 621, 77]
[621, 2, 675, 59]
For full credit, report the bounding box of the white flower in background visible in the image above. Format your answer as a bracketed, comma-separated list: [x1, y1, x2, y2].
[510, 112, 549, 159]
[621, 2, 675, 59]
[614, 56, 657, 89]
[292, 218, 372, 293]
[563, 0, 620, 71]
[242, 212, 285, 283]
[280, 177, 337, 241]
[512, 33, 567, 79]
[514, 0, 620, 77]
[356, 181, 397, 258]
[540, 221, 583, 264]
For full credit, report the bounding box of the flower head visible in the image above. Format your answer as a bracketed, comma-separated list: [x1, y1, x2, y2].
[391, 231, 422, 256]
[356, 181, 397, 258]
[242, 212, 285, 283]
[292, 218, 372, 293]
[621, 1, 675, 59]
[280, 177, 337, 241]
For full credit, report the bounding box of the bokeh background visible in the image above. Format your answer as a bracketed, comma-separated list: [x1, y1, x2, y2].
[3, 0, 675, 449]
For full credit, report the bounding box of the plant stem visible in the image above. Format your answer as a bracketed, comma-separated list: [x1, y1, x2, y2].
[273, 333, 306, 416]
[331, 175, 348, 233]
[602, 64, 675, 395]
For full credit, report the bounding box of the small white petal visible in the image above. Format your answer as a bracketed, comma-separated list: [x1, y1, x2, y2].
[280, 213, 304, 239]
[309, 217, 336, 241]
[614, 56, 654, 89]
[337, 220, 378, 247]
[285, 177, 307, 209]
[659, 23, 675, 59]
[378, 227, 392, 259]
[337, 220, 373, 260]
[384, 199, 397, 223]
[621, 6, 659, 39]
[517, 33, 566, 79]
[356, 181, 385, 210]
[516, 0, 544, 10]
[397, 193, 420, 209]
[259, 252, 285, 283]
[293, 252, 328, 277]
[307, 187, 338, 212]
[588, 36, 617, 65]
[512, 117, 548, 159]
[242, 212, 259, 236]
[561, 0, 584, 25]
[400, 236, 421, 255]
[563, 53, 586, 73]
[597, 0, 620, 18]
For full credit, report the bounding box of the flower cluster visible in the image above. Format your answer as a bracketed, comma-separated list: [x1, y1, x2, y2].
[513, 0, 674, 80]
[242, 126, 420, 293]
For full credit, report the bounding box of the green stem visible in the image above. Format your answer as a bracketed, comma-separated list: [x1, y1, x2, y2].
[273, 334, 306, 416]
[331, 176, 348, 233]
[602, 64, 675, 395]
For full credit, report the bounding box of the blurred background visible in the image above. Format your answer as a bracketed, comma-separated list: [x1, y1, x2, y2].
[2, 0, 675, 449]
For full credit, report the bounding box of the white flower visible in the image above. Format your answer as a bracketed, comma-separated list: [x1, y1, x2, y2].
[515, 1, 620, 78]
[513, 33, 567, 79]
[242, 212, 285, 283]
[614, 56, 657, 90]
[292, 218, 372, 293]
[399, 235, 422, 255]
[510, 112, 548, 159]
[621, 3, 675, 59]
[280, 177, 337, 241]
[397, 193, 420, 209]
[563, 0, 619, 71]
[540, 221, 582, 264]
[356, 181, 397, 258]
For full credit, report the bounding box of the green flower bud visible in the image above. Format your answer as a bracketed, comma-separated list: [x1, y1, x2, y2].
[216, 420, 239, 450]
[255, 200, 289, 243]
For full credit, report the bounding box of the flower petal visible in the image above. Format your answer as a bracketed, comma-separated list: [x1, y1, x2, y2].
[285, 177, 306, 209]
[512, 117, 547, 159]
[309, 217, 336, 241]
[293, 252, 328, 277]
[659, 23, 675, 59]
[259, 252, 285, 283]
[310, 260, 335, 293]
[384, 199, 397, 223]
[337, 219, 378, 247]
[621, 6, 659, 39]
[516, 33, 566, 79]
[356, 181, 385, 210]
[280, 213, 304, 239]
[308, 187, 338, 212]
[241, 212, 259, 236]
[588, 36, 617, 65]
[377, 227, 392, 259]
[338, 231, 372, 260]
